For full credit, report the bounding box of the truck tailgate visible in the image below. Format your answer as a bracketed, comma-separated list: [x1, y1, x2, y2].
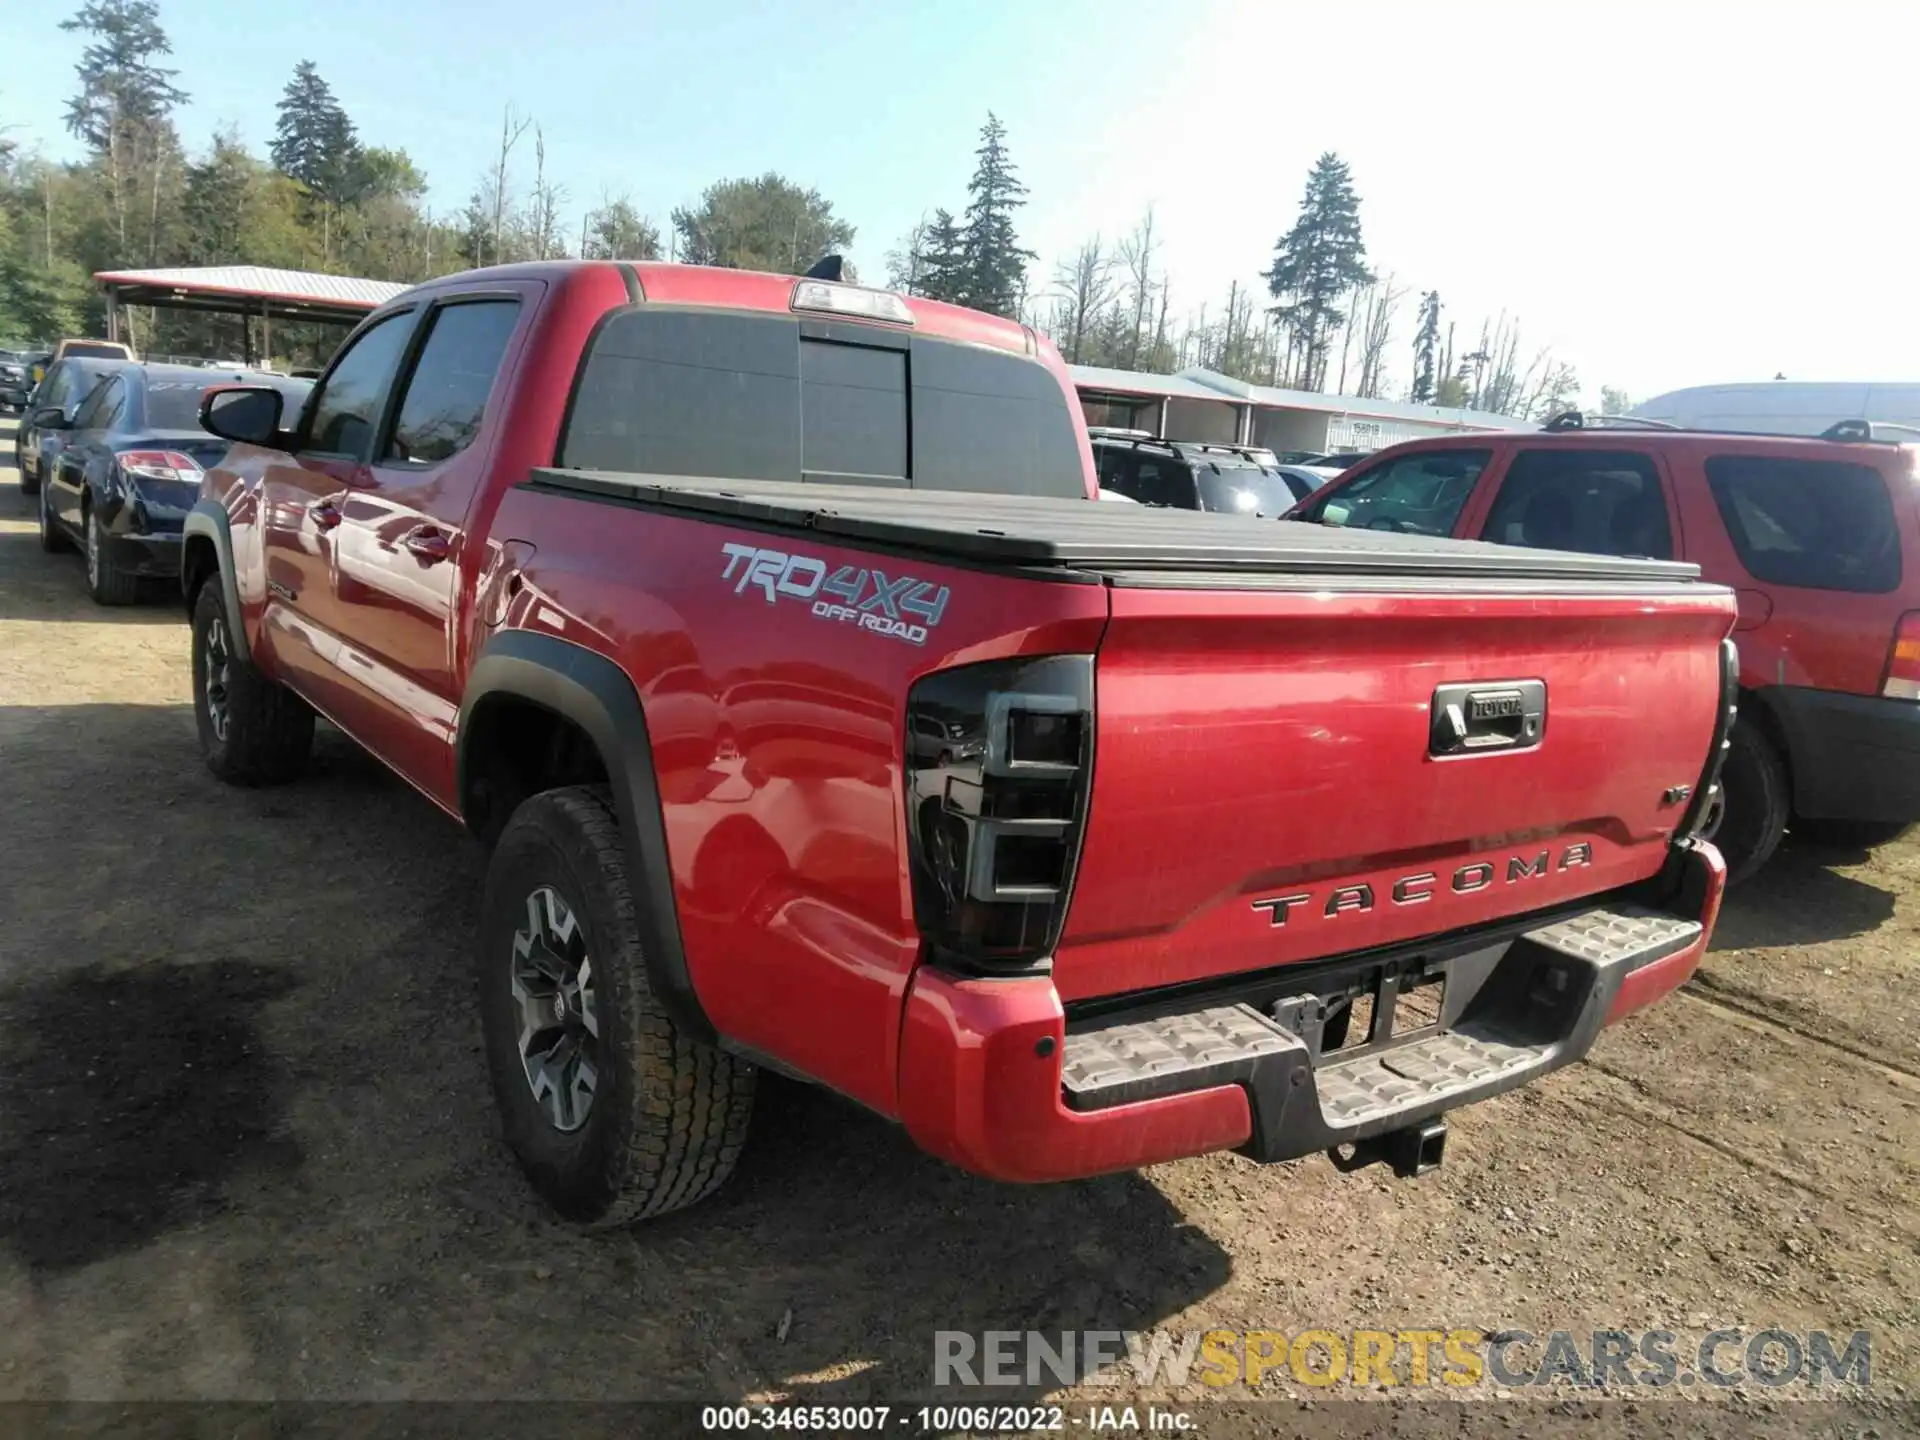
[1056, 581, 1732, 1001]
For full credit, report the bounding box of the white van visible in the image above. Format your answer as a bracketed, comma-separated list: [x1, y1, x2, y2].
[1632, 381, 1920, 436]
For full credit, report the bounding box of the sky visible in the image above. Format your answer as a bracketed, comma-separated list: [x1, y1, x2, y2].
[5, 0, 1916, 405]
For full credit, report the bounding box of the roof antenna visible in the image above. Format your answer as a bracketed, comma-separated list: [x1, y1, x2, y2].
[803, 254, 845, 281]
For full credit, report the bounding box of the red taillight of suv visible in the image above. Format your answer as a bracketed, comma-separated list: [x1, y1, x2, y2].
[1883, 611, 1920, 699]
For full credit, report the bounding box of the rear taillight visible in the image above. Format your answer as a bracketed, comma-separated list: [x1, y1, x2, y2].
[1883, 611, 1920, 700]
[904, 655, 1094, 973]
[1679, 637, 1739, 842]
[118, 449, 204, 485]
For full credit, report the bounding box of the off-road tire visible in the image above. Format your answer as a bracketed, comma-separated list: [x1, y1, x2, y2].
[191, 580, 314, 785]
[16, 444, 37, 497]
[1791, 817, 1914, 851]
[480, 785, 755, 1226]
[37, 480, 69, 553]
[85, 505, 140, 606]
[1708, 720, 1790, 885]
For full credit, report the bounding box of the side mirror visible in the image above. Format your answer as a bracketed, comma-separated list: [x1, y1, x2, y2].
[30, 406, 68, 430]
[200, 385, 286, 447]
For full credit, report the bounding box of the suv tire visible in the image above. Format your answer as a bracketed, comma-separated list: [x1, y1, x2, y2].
[1791, 817, 1914, 851]
[1706, 720, 1789, 884]
[191, 580, 314, 784]
[16, 444, 36, 497]
[479, 785, 755, 1226]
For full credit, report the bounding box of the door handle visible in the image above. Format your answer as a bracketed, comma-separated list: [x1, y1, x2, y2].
[404, 527, 452, 563]
[308, 500, 342, 530]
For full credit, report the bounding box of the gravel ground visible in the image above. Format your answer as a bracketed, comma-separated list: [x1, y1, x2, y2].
[0, 420, 1913, 1436]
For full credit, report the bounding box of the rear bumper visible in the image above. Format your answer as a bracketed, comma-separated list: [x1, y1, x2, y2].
[1768, 685, 1920, 822]
[100, 529, 183, 579]
[895, 840, 1723, 1183]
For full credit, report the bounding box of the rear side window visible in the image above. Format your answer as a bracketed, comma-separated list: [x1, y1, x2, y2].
[560, 309, 1084, 497]
[1303, 448, 1491, 536]
[1706, 454, 1901, 593]
[1130, 460, 1194, 508]
[384, 300, 520, 466]
[71, 375, 118, 430]
[1482, 449, 1672, 559]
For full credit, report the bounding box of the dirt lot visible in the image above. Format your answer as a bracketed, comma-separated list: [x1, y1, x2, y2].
[0, 418, 1915, 1432]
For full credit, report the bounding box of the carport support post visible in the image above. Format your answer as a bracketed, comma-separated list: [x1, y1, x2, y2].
[261, 301, 272, 370]
[105, 286, 120, 343]
[1156, 396, 1169, 438]
[1237, 402, 1253, 445]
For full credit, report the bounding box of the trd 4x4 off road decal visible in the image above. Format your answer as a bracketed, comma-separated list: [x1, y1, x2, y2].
[719, 543, 950, 646]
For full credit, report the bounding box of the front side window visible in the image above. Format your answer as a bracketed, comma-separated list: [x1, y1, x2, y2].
[1301, 448, 1492, 536]
[1131, 459, 1196, 508]
[1706, 454, 1900, 593]
[304, 311, 415, 461]
[383, 300, 521, 466]
[1481, 449, 1673, 559]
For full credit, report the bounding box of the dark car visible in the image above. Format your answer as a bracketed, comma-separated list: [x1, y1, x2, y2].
[0, 349, 43, 413]
[37, 364, 310, 604]
[14, 355, 127, 496]
[1090, 434, 1312, 514]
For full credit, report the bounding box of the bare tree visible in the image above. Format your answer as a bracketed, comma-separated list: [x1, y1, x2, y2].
[1355, 276, 1407, 399]
[525, 125, 567, 260]
[489, 104, 532, 263]
[1116, 207, 1158, 369]
[1050, 237, 1116, 364]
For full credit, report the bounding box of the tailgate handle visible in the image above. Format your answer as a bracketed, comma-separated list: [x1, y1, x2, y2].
[1430, 680, 1546, 757]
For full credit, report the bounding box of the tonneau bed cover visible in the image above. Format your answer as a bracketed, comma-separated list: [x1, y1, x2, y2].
[526, 469, 1705, 585]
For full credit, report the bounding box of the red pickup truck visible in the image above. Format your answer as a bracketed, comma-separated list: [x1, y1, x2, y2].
[182, 259, 1736, 1225]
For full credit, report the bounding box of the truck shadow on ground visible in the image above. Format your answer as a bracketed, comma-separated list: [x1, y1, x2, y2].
[1708, 837, 1896, 950]
[0, 701, 1228, 1400]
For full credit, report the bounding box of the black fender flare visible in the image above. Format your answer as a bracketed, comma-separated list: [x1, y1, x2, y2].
[182, 501, 252, 664]
[458, 629, 716, 1044]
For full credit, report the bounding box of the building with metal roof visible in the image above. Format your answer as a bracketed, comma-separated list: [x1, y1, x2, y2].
[92, 266, 409, 364]
[1068, 362, 1534, 455]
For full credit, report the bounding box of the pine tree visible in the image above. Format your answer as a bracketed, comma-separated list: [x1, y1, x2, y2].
[956, 113, 1032, 317]
[1410, 290, 1442, 404]
[1263, 152, 1372, 391]
[60, 0, 188, 258]
[916, 208, 965, 303]
[272, 61, 363, 205]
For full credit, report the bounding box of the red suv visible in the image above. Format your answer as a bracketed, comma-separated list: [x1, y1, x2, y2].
[1289, 414, 1920, 882]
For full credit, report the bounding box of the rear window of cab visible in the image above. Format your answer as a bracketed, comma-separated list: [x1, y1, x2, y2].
[558, 309, 1086, 498]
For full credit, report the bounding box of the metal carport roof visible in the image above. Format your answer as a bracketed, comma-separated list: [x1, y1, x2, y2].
[93, 265, 409, 324]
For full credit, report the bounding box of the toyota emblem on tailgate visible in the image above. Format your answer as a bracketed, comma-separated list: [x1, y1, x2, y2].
[1430, 680, 1547, 757]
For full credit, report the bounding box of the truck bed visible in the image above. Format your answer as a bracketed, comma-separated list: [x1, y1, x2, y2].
[523, 469, 1704, 588]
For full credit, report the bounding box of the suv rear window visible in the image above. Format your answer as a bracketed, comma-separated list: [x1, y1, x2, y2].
[1705, 454, 1901, 593]
[1299, 448, 1492, 536]
[1197, 463, 1296, 518]
[1482, 449, 1672, 559]
[560, 310, 1085, 496]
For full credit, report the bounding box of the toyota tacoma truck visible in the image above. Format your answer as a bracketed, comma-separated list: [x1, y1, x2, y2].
[181, 259, 1736, 1225]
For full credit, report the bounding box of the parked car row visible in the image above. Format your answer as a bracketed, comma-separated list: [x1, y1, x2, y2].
[1284, 412, 1920, 884]
[12, 349, 310, 603]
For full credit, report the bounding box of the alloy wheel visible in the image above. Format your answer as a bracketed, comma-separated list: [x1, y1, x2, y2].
[510, 885, 600, 1133]
[203, 610, 232, 743]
